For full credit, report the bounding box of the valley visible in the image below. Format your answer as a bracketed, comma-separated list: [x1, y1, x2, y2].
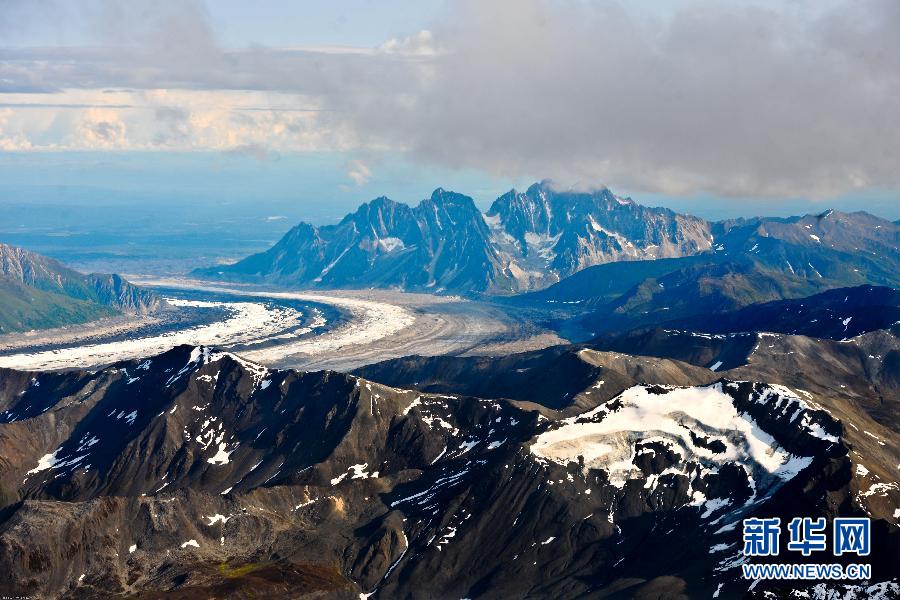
[0, 278, 565, 373]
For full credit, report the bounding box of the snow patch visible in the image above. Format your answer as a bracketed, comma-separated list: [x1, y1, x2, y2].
[530, 384, 816, 498]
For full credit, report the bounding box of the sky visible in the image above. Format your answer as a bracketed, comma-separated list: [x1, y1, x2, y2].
[0, 0, 898, 221]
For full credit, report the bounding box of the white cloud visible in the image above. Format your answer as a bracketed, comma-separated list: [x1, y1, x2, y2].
[345, 159, 373, 186]
[0, 89, 361, 154]
[77, 108, 128, 148]
[378, 30, 436, 56]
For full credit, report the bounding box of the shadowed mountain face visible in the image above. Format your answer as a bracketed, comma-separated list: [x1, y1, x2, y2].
[567, 281, 900, 342]
[0, 344, 896, 599]
[193, 182, 714, 294]
[654, 285, 900, 340]
[0, 243, 162, 333]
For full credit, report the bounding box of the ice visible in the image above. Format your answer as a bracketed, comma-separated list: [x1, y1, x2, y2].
[458, 440, 479, 453]
[402, 396, 422, 416]
[391, 469, 470, 507]
[180, 539, 199, 549]
[313, 246, 351, 282]
[701, 498, 731, 518]
[0, 296, 305, 371]
[378, 237, 406, 252]
[348, 463, 379, 479]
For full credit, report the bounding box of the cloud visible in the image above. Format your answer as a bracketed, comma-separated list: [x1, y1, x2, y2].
[1, 0, 899, 199]
[345, 159, 373, 186]
[75, 107, 127, 147]
[338, 0, 900, 198]
[0, 89, 357, 152]
[377, 30, 436, 57]
[0, 108, 33, 150]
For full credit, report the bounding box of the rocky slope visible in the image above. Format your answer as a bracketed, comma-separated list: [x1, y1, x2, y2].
[0, 242, 162, 333]
[194, 182, 713, 295]
[484, 182, 713, 289]
[0, 343, 896, 599]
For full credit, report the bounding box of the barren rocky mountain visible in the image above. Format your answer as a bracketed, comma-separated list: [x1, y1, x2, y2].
[2, 191, 898, 600]
[0, 340, 897, 599]
[193, 189, 516, 294]
[193, 185, 898, 305]
[194, 182, 714, 295]
[484, 182, 713, 289]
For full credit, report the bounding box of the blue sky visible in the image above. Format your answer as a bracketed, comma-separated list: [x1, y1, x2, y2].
[0, 0, 897, 221]
[2, 1, 447, 48]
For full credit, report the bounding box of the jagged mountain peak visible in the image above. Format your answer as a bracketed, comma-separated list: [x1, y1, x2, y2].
[425, 187, 479, 209]
[195, 183, 713, 294]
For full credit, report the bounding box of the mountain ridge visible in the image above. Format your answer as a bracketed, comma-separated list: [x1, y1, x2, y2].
[506, 210, 900, 339]
[0, 342, 896, 598]
[193, 182, 714, 294]
[193, 182, 898, 305]
[0, 242, 163, 333]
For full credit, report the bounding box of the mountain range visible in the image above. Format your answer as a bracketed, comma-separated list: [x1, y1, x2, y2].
[501, 208, 899, 338]
[0, 242, 162, 334]
[193, 185, 899, 342]
[193, 182, 714, 294]
[0, 328, 896, 598]
[2, 184, 898, 598]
